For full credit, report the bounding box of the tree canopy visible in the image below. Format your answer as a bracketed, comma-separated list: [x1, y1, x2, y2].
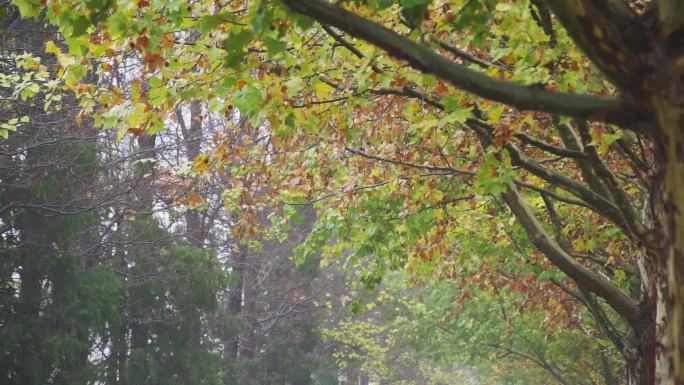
[3, 0, 684, 384]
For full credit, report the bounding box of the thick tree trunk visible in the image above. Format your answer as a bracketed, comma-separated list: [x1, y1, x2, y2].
[653, 99, 684, 385]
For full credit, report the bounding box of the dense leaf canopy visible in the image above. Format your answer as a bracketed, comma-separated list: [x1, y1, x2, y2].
[5, 0, 684, 384]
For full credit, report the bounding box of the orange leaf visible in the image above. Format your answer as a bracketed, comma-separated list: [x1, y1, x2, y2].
[186, 192, 203, 208]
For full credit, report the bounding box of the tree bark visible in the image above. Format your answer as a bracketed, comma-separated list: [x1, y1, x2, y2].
[653, 98, 684, 385]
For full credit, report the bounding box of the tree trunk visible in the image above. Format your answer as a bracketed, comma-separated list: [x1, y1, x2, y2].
[111, 321, 129, 385]
[224, 249, 245, 364]
[239, 248, 258, 382]
[653, 98, 684, 385]
[183, 99, 204, 247]
[631, 293, 657, 385]
[16, 252, 42, 385]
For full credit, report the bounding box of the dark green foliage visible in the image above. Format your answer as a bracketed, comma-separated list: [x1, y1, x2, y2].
[119, 217, 226, 385]
[0, 121, 118, 385]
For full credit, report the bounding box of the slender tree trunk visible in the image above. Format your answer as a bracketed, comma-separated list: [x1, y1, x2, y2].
[181, 100, 204, 353]
[16, 252, 41, 385]
[183, 99, 204, 247]
[111, 321, 129, 385]
[601, 350, 619, 385]
[128, 321, 149, 385]
[126, 133, 158, 385]
[224, 249, 245, 364]
[239, 249, 258, 382]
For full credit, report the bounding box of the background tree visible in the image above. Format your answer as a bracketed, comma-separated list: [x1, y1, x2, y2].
[0, 5, 344, 384]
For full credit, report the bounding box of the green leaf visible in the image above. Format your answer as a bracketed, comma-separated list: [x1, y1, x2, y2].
[65, 36, 89, 57]
[284, 77, 305, 96]
[349, 300, 364, 315]
[69, 15, 91, 37]
[262, 36, 286, 56]
[476, 152, 516, 196]
[108, 11, 129, 37]
[222, 29, 253, 68]
[197, 14, 225, 34]
[222, 29, 253, 52]
[65, 63, 87, 84]
[441, 96, 460, 112]
[400, 0, 430, 29]
[13, 0, 41, 18]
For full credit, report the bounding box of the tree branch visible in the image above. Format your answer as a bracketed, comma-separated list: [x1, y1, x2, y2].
[345, 146, 474, 176]
[550, 278, 629, 360]
[467, 119, 628, 228]
[483, 342, 574, 385]
[282, 0, 633, 125]
[555, 121, 612, 199]
[656, 0, 684, 37]
[502, 182, 639, 322]
[574, 120, 654, 248]
[542, 0, 644, 90]
[437, 40, 496, 70]
[542, 192, 570, 251]
[514, 131, 587, 159]
[472, 126, 640, 322]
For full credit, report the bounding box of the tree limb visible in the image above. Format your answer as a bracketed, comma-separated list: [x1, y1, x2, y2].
[542, 192, 570, 251]
[656, 0, 684, 37]
[466, 119, 628, 228]
[437, 40, 496, 70]
[502, 182, 640, 322]
[542, 0, 645, 90]
[472, 126, 640, 322]
[282, 0, 633, 125]
[555, 121, 612, 199]
[514, 131, 587, 159]
[550, 278, 629, 361]
[574, 120, 655, 249]
[483, 342, 574, 385]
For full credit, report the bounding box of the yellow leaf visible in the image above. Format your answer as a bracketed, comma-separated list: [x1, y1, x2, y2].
[193, 154, 211, 173]
[314, 82, 332, 99]
[429, 189, 444, 203]
[45, 40, 62, 55]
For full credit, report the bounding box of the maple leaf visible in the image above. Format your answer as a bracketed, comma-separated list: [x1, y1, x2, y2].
[136, 35, 150, 50]
[186, 192, 204, 208]
[143, 53, 165, 72]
